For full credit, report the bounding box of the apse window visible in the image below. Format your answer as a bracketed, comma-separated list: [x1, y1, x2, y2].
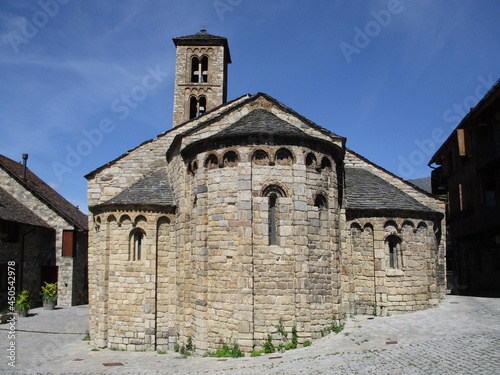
[269, 194, 277, 246]
[131, 230, 145, 261]
[386, 235, 402, 269]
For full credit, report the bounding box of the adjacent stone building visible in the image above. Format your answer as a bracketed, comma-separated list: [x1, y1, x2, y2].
[0, 154, 88, 308]
[86, 29, 446, 353]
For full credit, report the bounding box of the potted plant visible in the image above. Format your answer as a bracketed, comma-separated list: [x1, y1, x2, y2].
[40, 282, 57, 310]
[15, 289, 31, 317]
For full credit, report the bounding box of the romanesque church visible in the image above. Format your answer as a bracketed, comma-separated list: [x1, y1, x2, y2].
[86, 29, 446, 353]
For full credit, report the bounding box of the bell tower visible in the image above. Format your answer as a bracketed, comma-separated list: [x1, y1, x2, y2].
[172, 28, 231, 127]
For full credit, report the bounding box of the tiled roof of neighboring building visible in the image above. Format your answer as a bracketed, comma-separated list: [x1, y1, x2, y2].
[345, 167, 436, 214]
[0, 187, 51, 228]
[0, 154, 88, 231]
[102, 168, 175, 208]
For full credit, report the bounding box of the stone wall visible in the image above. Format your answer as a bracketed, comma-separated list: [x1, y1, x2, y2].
[342, 216, 445, 316]
[173, 45, 227, 127]
[0, 224, 55, 309]
[0, 167, 87, 306]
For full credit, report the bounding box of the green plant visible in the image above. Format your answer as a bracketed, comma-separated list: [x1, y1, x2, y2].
[82, 331, 90, 341]
[207, 341, 244, 358]
[251, 350, 262, 357]
[290, 325, 298, 349]
[372, 303, 377, 316]
[157, 350, 167, 354]
[15, 289, 31, 313]
[262, 334, 275, 354]
[303, 340, 311, 347]
[174, 343, 179, 352]
[186, 337, 194, 353]
[40, 282, 58, 303]
[331, 315, 345, 334]
[276, 318, 287, 340]
[91, 348, 100, 352]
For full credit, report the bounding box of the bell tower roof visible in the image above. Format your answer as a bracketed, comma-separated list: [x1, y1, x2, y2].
[173, 29, 231, 63]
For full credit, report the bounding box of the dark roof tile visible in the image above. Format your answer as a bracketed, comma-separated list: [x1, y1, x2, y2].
[345, 167, 436, 213]
[103, 168, 175, 207]
[0, 187, 51, 228]
[0, 154, 88, 230]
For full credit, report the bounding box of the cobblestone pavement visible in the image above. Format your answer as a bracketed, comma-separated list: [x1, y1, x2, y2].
[0, 295, 499, 374]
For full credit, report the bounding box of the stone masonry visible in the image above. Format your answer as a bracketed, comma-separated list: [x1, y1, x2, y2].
[86, 30, 446, 354]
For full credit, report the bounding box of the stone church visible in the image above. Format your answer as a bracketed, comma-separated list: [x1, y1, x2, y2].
[86, 29, 446, 353]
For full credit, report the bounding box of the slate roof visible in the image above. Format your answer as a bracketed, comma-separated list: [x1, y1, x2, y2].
[0, 187, 51, 228]
[173, 29, 231, 63]
[345, 167, 436, 214]
[212, 108, 308, 138]
[101, 168, 175, 208]
[0, 154, 88, 231]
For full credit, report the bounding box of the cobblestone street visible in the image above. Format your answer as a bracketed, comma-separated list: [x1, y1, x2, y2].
[1, 295, 499, 374]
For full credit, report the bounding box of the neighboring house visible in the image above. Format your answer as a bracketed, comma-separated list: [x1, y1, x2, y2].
[0, 154, 88, 308]
[86, 29, 446, 353]
[430, 78, 500, 296]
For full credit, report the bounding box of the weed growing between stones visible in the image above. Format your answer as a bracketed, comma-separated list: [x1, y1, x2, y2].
[303, 340, 311, 347]
[175, 336, 195, 356]
[204, 341, 244, 358]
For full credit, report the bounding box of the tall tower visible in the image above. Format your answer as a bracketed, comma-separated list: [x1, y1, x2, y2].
[172, 29, 231, 127]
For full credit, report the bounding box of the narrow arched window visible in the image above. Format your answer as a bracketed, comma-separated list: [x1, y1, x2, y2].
[189, 96, 207, 119]
[191, 56, 209, 83]
[263, 184, 286, 246]
[269, 194, 277, 245]
[190, 96, 198, 119]
[191, 57, 199, 82]
[130, 229, 145, 261]
[386, 235, 402, 269]
[199, 96, 206, 116]
[201, 56, 208, 82]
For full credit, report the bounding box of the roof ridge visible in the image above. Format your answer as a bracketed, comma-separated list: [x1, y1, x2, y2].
[0, 154, 88, 230]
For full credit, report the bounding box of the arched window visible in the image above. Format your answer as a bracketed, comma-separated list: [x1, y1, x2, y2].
[190, 96, 198, 119]
[223, 151, 238, 167]
[314, 194, 328, 223]
[201, 56, 208, 82]
[130, 229, 145, 261]
[199, 96, 206, 116]
[386, 235, 402, 269]
[269, 194, 277, 245]
[320, 157, 332, 171]
[191, 56, 209, 83]
[305, 153, 317, 169]
[275, 148, 293, 165]
[252, 149, 269, 165]
[314, 194, 328, 209]
[204, 154, 219, 169]
[263, 184, 287, 246]
[189, 96, 207, 119]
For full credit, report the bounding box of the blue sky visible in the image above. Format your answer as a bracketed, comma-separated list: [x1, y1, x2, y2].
[1, 0, 499, 214]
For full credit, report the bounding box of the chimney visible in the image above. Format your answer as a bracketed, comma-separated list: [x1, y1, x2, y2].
[22, 153, 28, 181]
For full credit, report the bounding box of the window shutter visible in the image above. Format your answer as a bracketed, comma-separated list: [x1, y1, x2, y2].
[62, 230, 74, 257]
